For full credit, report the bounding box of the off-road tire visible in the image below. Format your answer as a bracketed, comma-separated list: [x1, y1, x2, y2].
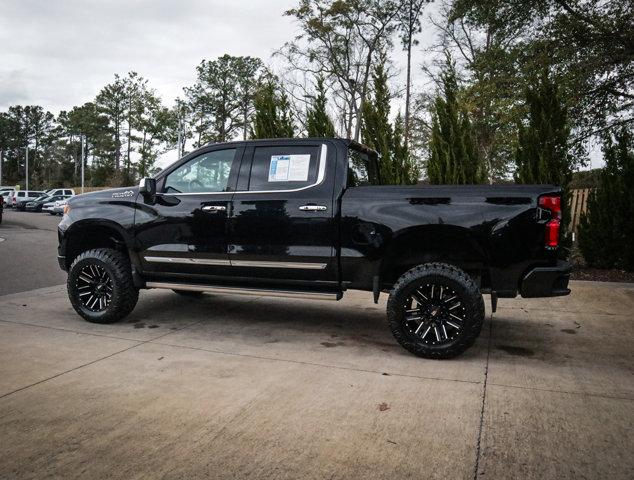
[172, 289, 204, 297]
[387, 263, 485, 359]
[67, 248, 139, 324]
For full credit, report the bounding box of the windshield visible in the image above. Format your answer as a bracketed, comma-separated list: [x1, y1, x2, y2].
[34, 195, 50, 201]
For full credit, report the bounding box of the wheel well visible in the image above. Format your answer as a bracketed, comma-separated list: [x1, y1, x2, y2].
[379, 226, 490, 289]
[65, 225, 128, 269]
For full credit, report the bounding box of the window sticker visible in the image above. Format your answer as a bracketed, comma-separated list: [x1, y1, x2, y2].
[268, 155, 311, 182]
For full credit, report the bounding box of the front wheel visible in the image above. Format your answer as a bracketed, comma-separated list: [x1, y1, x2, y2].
[387, 263, 485, 359]
[67, 248, 139, 324]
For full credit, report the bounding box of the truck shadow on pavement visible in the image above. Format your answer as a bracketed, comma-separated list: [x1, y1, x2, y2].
[122, 291, 498, 359]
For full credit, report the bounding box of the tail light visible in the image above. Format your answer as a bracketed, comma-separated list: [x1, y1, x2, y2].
[539, 195, 561, 248]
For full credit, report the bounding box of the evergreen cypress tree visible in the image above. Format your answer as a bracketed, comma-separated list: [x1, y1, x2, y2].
[578, 127, 634, 270]
[361, 64, 418, 185]
[392, 112, 418, 184]
[251, 79, 295, 139]
[514, 69, 571, 186]
[427, 54, 484, 184]
[252, 80, 278, 139]
[306, 76, 336, 138]
[277, 91, 295, 138]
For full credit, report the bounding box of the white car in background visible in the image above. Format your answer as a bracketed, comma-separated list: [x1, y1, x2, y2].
[44, 199, 69, 215]
[46, 188, 75, 197]
[1, 190, 14, 206]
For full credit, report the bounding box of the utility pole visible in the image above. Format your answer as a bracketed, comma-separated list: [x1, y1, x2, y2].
[177, 117, 183, 159]
[25, 146, 29, 191]
[81, 134, 85, 194]
[0, 149, 3, 186]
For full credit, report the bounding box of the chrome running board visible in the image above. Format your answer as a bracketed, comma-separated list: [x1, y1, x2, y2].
[145, 281, 341, 301]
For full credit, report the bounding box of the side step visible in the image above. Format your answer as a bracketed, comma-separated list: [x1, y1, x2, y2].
[146, 282, 342, 301]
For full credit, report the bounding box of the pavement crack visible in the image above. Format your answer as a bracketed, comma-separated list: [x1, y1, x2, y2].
[473, 312, 493, 479]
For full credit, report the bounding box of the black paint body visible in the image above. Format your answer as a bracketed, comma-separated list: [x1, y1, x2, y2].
[58, 138, 570, 299]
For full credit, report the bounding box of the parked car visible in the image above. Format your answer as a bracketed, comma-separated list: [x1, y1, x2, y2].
[25, 194, 73, 212]
[0, 190, 13, 207]
[11, 190, 46, 210]
[58, 138, 571, 359]
[42, 200, 60, 215]
[43, 198, 71, 215]
[46, 188, 75, 197]
[52, 199, 70, 215]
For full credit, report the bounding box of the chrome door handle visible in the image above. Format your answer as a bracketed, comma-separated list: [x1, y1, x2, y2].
[299, 205, 327, 212]
[202, 205, 227, 212]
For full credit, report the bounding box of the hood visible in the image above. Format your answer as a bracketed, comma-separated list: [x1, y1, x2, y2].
[69, 186, 139, 204]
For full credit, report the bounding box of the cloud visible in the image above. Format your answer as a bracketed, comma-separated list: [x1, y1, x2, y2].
[0, 70, 30, 106]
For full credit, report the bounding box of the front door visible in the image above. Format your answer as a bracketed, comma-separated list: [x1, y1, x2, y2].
[229, 141, 338, 285]
[135, 146, 242, 280]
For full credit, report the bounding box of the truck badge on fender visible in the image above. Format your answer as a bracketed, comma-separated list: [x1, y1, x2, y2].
[112, 190, 134, 198]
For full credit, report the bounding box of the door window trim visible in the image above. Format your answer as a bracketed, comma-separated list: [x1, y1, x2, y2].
[158, 144, 327, 196]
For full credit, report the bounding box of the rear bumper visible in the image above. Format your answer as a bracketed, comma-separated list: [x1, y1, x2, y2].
[519, 260, 571, 298]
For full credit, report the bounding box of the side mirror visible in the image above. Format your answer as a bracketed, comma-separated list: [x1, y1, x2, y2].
[139, 177, 156, 197]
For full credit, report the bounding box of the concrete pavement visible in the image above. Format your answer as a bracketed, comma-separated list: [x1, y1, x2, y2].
[0, 281, 632, 479]
[0, 209, 65, 295]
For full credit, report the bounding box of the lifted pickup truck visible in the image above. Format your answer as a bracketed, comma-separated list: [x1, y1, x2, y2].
[58, 138, 571, 358]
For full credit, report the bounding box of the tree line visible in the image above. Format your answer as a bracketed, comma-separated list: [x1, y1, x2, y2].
[0, 0, 631, 193]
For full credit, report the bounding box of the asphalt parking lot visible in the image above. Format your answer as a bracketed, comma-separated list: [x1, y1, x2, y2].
[1, 211, 633, 479]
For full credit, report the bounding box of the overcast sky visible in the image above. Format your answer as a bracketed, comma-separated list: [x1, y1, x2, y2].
[0, 0, 601, 168]
[0, 0, 306, 112]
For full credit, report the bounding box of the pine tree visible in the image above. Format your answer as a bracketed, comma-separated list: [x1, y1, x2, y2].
[578, 127, 634, 270]
[514, 69, 571, 186]
[306, 76, 336, 138]
[427, 54, 485, 184]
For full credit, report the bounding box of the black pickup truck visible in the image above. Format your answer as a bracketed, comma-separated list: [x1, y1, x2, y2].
[58, 138, 570, 358]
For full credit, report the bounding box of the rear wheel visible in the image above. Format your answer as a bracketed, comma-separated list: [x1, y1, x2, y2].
[67, 248, 138, 324]
[387, 263, 484, 359]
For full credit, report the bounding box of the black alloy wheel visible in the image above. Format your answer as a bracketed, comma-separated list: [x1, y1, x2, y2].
[402, 282, 466, 346]
[75, 264, 114, 312]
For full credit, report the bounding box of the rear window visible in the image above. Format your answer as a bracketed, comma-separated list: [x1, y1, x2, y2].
[347, 148, 381, 187]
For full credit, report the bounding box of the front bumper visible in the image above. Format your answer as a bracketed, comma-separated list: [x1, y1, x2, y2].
[519, 260, 571, 298]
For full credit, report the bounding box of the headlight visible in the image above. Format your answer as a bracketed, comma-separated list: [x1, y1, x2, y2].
[63, 204, 71, 215]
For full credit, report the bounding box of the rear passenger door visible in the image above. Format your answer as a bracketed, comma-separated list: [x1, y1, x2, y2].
[229, 141, 338, 284]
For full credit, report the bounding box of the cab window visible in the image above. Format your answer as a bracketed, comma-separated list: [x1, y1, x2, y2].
[164, 149, 236, 194]
[248, 145, 320, 191]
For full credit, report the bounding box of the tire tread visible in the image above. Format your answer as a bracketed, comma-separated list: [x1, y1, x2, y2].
[67, 248, 138, 324]
[387, 262, 485, 359]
